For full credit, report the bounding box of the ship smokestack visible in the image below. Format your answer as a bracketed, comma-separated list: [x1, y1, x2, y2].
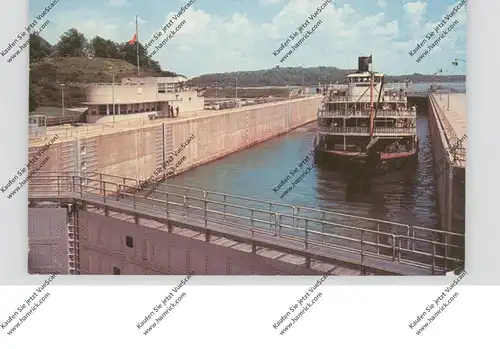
[358, 55, 372, 73]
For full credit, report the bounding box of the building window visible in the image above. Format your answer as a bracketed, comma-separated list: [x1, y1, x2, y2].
[126, 236, 134, 248]
[113, 266, 121, 275]
[98, 105, 107, 115]
[158, 83, 166, 93]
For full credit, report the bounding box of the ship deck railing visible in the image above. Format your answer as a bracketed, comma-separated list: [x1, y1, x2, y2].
[28, 172, 463, 275]
[318, 110, 417, 118]
[325, 96, 408, 102]
[318, 126, 416, 135]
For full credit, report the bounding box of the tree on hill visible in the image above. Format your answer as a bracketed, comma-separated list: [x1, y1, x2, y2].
[29, 33, 53, 63]
[56, 28, 89, 57]
[89, 36, 120, 59]
[118, 41, 162, 73]
[29, 85, 39, 112]
[29, 28, 186, 107]
[29, 69, 39, 112]
[87, 35, 164, 73]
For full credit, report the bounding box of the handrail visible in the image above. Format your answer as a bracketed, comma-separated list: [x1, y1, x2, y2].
[326, 96, 408, 102]
[90, 171, 416, 239]
[318, 110, 417, 118]
[28, 172, 464, 274]
[318, 126, 416, 134]
[28, 96, 323, 141]
[429, 94, 466, 162]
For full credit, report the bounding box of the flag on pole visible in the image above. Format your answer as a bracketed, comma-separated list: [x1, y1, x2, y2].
[127, 33, 137, 45]
[125, 15, 140, 76]
[136, 15, 139, 76]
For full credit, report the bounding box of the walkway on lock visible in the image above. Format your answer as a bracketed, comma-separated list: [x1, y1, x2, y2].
[430, 92, 467, 167]
[28, 172, 464, 276]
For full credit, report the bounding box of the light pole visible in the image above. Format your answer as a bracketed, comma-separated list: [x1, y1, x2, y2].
[60, 84, 65, 122]
[235, 74, 238, 102]
[112, 75, 116, 126]
[436, 68, 443, 101]
[288, 75, 294, 100]
[447, 68, 451, 111]
[319, 76, 326, 94]
[215, 81, 218, 99]
[301, 66, 304, 94]
[448, 59, 465, 110]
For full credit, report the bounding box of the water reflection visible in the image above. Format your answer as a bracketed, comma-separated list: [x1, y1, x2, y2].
[162, 114, 439, 231]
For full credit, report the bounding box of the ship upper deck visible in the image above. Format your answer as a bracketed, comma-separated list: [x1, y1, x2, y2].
[318, 108, 416, 119]
[324, 95, 408, 103]
[346, 72, 384, 78]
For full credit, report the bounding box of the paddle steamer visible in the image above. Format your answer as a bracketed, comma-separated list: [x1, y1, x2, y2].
[313, 55, 418, 173]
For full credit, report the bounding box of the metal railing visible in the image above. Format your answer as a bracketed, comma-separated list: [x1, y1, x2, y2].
[28, 172, 464, 275]
[430, 94, 466, 163]
[327, 96, 349, 101]
[318, 110, 417, 118]
[406, 91, 428, 97]
[325, 95, 408, 102]
[30, 96, 323, 141]
[30, 112, 201, 140]
[318, 126, 416, 135]
[85, 83, 193, 92]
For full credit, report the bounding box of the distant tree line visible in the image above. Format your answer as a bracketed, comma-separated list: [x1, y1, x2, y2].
[187, 66, 466, 89]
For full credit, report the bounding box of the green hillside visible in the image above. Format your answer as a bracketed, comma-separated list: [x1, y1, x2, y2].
[29, 29, 182, 109]
[188, 66, 466, 87]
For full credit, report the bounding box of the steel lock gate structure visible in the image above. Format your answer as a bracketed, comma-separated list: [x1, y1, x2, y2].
[28, 172, 464, 276]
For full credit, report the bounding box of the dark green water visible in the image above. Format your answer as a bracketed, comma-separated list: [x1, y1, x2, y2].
[161, 114, 440, 229]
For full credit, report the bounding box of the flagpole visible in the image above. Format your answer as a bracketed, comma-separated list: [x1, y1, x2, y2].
[136, 14, 140, 76]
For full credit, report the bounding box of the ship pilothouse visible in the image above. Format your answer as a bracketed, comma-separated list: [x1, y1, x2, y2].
[314, 55, 418, 171]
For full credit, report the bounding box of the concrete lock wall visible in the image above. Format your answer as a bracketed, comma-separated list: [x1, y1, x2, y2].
[78, 211, 322, 275]
[427, 96, 465, 234]
[165, 96, 322, 179]
[451, 166, 465, 234]
[28, 96, 322, 185]
[28, 138, 75, 173]
[91, 125, 160, 180]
